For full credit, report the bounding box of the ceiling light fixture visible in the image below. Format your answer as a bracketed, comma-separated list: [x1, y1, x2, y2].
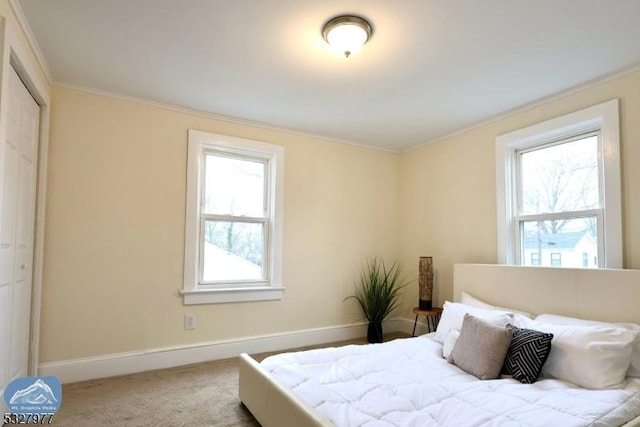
[322, 15, 372, 58]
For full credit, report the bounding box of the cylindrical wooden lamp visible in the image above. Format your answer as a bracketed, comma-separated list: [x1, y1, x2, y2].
[419, 256, 433, 310]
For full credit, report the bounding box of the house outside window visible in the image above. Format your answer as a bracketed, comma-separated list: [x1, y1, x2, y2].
[496, 100, 622, 268]
[523, 231, 597, 268]
[182, 130, 284, 304]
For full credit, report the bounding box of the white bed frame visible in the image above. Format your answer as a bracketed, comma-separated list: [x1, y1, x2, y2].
[239, 264, 640, 426]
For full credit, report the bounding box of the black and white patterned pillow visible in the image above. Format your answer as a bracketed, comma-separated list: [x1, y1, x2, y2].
[502, 324, 553, 384]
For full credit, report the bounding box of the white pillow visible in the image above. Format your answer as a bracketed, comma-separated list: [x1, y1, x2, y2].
[461, 291, 534, 319]
[442, 329, 460, 362]
[434, 301, 512, 344]
[535, 313, 640, 378]
[460, 291, 533, 328]
[460, 291, 494, 309]
[530, 321, 637, 389]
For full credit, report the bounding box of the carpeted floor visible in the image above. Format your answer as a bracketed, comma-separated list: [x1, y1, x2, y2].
[47, 333, 409, 426]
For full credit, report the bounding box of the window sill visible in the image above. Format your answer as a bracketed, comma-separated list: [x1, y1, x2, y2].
[181, 286, 284, 305]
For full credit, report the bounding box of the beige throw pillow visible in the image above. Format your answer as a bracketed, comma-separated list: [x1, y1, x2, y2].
[450, 313, 513, 380]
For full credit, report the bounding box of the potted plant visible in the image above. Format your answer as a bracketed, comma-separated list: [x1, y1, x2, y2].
[347, 258, 411, 343]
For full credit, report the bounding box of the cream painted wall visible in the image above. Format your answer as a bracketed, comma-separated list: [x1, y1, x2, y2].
[39, 54, 640, 364]
[40, 86, 400, 363]
[399, 69, 640, 311]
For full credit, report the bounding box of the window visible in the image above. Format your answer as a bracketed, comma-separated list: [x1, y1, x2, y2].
[496, 100, 622, 268]
[183, 130, 284, 304]
[530, 253, 540, 266]
[518, 133, 599, 268]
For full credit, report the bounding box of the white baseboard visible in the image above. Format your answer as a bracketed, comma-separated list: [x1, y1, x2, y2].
[392, 317, 417, 335]
[39, 318, 415, 384]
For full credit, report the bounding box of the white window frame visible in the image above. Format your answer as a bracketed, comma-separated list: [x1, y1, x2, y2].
[496, 99, 622, 268]
[182, 130, 284, 304]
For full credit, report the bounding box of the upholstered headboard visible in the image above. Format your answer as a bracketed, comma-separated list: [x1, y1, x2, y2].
[453, 264, 640, 324]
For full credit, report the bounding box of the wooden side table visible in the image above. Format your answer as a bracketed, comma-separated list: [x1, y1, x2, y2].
[412, 307, 443, 337]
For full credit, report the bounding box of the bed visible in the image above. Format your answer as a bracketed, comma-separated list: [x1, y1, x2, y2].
[239, 264, 640, 426]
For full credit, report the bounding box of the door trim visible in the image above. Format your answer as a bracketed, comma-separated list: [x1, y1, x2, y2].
[0, 15, 50, 377]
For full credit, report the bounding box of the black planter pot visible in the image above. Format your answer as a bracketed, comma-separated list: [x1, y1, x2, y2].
[367, 321, 383, 343]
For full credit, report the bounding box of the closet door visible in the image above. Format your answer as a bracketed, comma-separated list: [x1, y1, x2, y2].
[0, 65, 40, 394]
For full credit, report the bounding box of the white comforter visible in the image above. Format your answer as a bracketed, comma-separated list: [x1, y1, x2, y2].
[260, 335, 640, 427]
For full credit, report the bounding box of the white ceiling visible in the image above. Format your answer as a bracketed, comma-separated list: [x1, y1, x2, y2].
[16, 0, 640, 151]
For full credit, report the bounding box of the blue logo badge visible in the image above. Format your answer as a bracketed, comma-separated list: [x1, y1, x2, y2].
[3, 376, 62, 415]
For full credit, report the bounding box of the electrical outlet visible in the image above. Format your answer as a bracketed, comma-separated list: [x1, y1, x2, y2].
[184, 314, 197, 330]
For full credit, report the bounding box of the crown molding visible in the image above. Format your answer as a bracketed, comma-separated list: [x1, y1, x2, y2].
[52, 81, 400, 154]
[403, 63, 640, 153]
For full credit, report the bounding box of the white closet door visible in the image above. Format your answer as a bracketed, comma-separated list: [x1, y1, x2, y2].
[0, 65, 40, 395]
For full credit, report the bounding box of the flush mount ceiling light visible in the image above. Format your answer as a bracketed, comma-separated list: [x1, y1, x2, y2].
[322, 15, 372, 58]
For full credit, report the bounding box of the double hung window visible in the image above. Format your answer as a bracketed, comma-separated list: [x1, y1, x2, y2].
[496, 100, 622, 268]
[183, 130, 284, 304]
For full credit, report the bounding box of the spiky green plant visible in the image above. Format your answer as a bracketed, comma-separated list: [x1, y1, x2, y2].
[348, 258, 410, 323]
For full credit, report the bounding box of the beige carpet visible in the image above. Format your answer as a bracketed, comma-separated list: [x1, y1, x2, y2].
[47, 333, 409, 426]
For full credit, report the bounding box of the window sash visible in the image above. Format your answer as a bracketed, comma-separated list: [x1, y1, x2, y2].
[514, 210, 603, 267]
[516, 130, 599, 157]
[514, 130, 602, 217]
[197, 215, 270, 286]
[201, 149, 269, 217]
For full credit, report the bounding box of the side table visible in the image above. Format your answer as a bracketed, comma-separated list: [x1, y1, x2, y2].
[412, 307, 443, 337]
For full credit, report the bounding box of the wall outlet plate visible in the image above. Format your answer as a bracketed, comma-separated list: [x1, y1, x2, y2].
[184, 314, 197, 330]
